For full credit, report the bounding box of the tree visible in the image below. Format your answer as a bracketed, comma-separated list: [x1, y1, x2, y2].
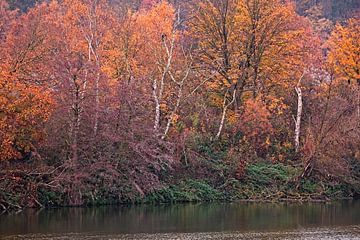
[295, 17, 360, 180]
[130, 1, 192, 138]
[327, 18, 360, 124]
[0, 2, 54, 161]
[328, 18, 360, 83]
[190, 0, 319, 139]
[237, 97, 273, 156]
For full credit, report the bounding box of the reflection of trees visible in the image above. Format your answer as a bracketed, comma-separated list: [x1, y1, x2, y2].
[0, 202, 359, 235]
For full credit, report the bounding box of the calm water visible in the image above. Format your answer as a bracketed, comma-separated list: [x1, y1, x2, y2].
[0, 201, 359, 239]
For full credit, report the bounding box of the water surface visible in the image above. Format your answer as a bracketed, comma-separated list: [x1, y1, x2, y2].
[1, 201, 359, 239]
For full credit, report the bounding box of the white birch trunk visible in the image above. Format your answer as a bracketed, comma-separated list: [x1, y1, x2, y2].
[215, 89, 236, 140]
[294, 72, 305, 152]
[152, 9, 191, 138]
[295, 86, 302, 152]
[152, 78, 161, 133]
[162, 88, 181, 139]
[85, 0, 101, 136]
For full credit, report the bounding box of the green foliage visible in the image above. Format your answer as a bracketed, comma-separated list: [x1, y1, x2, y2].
[194, 135, 229, 162]
[245, 162, 297, 186]
[222, 162, 300, 200]
[38, 188, 64, 206]
[143, 179, 223, 203]
[299, 180, 318, 194]
[186, 135, 235, 180]
[0, 189, 20, 208]
[324, 184, 349, 198]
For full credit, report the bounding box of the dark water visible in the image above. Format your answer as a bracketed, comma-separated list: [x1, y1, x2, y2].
[0, 201, 360, 239]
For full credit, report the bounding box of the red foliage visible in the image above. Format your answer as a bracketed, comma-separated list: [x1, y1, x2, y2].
[238, 98, 273, 156]
[140, 0, 160, 9]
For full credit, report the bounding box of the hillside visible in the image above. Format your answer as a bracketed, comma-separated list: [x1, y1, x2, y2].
[1, 0, 359, 211]
[7, 0, 360, 18]
[294, 0, 359, 38]
[296, 0, 359, 20]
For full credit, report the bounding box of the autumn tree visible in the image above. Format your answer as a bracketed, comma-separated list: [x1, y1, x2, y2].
[0, 2, 55, 161]
[293, 17, 360, 181]
[237, 97, 273, 156]
[0, 0, 359, 208]
[328, 18, 360, 84]
[327, 18, 360, 125]
[116, 1, 192, 139]
[35, 0, 120, 165]
[190, 0, 319, 142]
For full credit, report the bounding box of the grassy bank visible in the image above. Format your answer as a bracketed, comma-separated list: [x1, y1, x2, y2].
[1, 161, 356, 213]
[142, 162, 354, 204]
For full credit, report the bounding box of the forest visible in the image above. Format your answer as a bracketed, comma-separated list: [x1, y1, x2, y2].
[0, 0, 359, 211]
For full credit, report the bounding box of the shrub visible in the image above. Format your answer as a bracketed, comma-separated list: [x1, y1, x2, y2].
[143, 179, 223, 203]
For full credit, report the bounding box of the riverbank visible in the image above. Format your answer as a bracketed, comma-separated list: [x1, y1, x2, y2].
[1, 161, 358, 213]
[3, 226, 360, 240]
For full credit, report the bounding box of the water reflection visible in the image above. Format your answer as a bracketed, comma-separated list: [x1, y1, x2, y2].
[0, 201, 359, 236]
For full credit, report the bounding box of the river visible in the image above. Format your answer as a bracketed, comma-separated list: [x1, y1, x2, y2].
[0, 201, 359, 239]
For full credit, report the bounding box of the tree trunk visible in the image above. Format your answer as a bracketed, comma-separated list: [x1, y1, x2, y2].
[294, 72, 305, 152]
[152, 77, 161, 133]
[215, 89, 236, 140]
[295, 85, 303, 152]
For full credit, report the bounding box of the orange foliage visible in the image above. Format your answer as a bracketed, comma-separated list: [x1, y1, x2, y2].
[0, 3, 54, 161]
[190, 0, 320, 140]
[234, 0, 320, 95]
[238, 98, 273, 154]
[132, 1, 176, 76]
[101, 1, 177, 89]
[327, 18, 360, 82]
